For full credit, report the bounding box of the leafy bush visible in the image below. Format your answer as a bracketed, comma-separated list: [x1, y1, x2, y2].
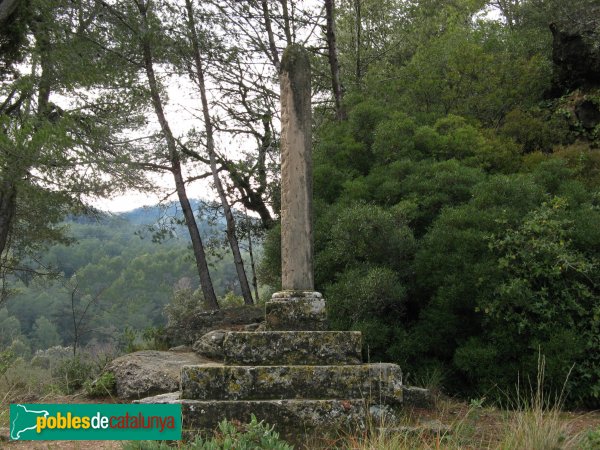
[0, 348, 16, 377]
[31, 345, 73, 370]
[84, 371, 116, 397]
[348, 101, 387, 149]
[501, 108, 560, 152]
[481, 198, 600, 405]
[164, 288, 204, 327]
[412, 191, 600, 404]
[53, 355, 94, 394]
[219, 291, 245, 308]
[372, 113, 419, 161]
[118, 326, 168, 353]
[0, 358, 56, 398]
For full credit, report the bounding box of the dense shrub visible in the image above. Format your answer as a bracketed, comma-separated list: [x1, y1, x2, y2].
[260, 98, 600, 407]
[53, 355, 95, 394]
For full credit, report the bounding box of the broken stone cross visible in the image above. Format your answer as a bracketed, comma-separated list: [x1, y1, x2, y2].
[266, 44, 326, 331]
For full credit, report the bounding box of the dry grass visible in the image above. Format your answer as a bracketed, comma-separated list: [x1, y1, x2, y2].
[325, 356, 599, 450]
[2, 354, 599, 450]
[495, 357, 584, 450]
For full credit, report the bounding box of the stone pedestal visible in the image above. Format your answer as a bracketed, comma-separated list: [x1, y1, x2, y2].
[266, 291, 327, 330]
[176, 291, 404, 440]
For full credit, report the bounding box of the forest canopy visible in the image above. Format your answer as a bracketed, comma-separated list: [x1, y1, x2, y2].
[1, 0, 600, 407]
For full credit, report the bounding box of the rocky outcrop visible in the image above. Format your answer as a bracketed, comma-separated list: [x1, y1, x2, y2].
[575, 99, 600, 129]
[546, 11, 600, 140]
[550, 10, 600, 94]
[106, 350, 217, 399]
[192, 330, 227, 360]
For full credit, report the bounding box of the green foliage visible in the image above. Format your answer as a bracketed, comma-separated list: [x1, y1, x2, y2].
[53, 356, 94, 394]
[390, 26, 550, 125]
[316, 203, 415, 283]
[257, 222, 281, 289]
[119, 327, 139, 354]
[123, 415, 293, 450]
[219, 292, 245, 308]
[0, 307, 24, 347]
[348, 101, 388, 149]
[0, 358, 56, 400]
[0, 0, 151, 288]
[32, 316, 62, 351]
[261, 79, 600, 405]
[8, 338, 31, 359]
[313, 203, 415, 360]
[410, 183, 600, 403]
[141, 326, 168, 351]
[501, 108, 567, 152]
[164, 288, 203, 328]
[0, 348, 16, 378]
[581, 428, 600, 450]
[4, 209, 247, 348]
[482, 198, 600, 404]
[372, 113, 419, 162]
[118, 326, 167, 353]
[84, 371, 116, 397]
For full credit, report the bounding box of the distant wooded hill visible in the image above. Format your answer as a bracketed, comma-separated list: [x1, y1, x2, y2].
[0, 200, 258, 355]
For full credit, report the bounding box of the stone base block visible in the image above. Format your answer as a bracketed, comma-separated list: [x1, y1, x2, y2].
[402, 386, 434, 408]
[181, 399, 366, 441]
[181, 363, 403, 403]
[223, 331, 362, 365]
[266, 291, 327, 330]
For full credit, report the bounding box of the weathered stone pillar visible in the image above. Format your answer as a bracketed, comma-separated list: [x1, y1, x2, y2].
[279, 44, 314, 291]
[267, 45, 326, 331]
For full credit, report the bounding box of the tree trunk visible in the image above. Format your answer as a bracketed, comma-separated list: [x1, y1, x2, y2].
[185, 0, 254, 305]
[325, 0, 346, 121]
[0, 0, 20, 26]
[222, 114, 274, 229]
[0, 180, 17, 259]
[246, 209, 260, 303]
[261, 0, 280, 70]
[136, 0, 219, 309]
[354, 0, 362, 86]
[279, 0, 293, 45]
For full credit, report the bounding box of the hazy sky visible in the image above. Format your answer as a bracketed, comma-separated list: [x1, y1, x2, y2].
[94, 73, 230, 212]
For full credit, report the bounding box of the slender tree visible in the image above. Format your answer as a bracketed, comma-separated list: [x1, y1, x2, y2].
[325, 0, 346, 120]
[132, 0, 219, 309]
[183, 0, 254, 305]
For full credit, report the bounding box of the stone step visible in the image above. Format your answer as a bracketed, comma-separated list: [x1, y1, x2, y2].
[181, 363, 403, 403]
[222, 330, 362, 365]
[181, 399, 366, 441]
